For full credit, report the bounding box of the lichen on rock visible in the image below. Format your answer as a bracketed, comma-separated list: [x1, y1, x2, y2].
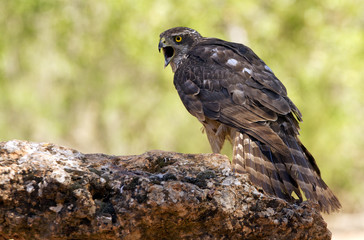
[0, 140, 331, 239]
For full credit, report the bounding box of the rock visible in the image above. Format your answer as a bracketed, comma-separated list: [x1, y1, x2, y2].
[0, 140, 331, 240]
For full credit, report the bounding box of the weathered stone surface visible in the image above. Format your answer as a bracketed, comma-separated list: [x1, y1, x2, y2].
[0, 140, 331, 240]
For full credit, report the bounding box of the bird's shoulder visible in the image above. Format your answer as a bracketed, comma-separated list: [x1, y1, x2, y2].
[175, 37, 287, 98]
[188, 38, 259, 65]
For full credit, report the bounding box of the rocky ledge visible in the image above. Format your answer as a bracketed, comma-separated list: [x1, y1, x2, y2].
[0, 140, 331, 239]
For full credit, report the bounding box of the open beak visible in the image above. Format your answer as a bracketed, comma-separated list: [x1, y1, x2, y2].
[158, 39, 174, 68]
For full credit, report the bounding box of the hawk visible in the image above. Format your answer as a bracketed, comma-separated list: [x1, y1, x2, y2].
[158, 27, 341, 213]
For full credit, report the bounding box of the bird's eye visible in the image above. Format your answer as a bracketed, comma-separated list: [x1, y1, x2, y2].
[175, 36, 182, 42]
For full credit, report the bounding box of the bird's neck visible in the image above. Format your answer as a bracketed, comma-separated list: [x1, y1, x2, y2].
[170, 54, 187, 73]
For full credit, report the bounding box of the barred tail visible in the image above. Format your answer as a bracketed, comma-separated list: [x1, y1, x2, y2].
[232, 132, 341, 213]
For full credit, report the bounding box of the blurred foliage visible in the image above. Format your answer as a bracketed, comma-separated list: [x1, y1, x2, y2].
[0, 0, 363, 210]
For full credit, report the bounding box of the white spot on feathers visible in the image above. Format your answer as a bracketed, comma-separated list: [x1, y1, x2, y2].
[236, 153, 243, 160]
[212, 53, 218, 58]
[264, 65, 273, 73]
[239, 133, 244, 140]
[237, 143, 244, 151]
[243, 68, 252, 75]
[227, 58, 238, 66]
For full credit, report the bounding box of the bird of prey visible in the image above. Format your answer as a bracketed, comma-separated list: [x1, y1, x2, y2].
[158, 27, 340, 213]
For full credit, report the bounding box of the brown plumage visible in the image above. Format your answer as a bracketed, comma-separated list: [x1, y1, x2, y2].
[158, 27, 341, 213]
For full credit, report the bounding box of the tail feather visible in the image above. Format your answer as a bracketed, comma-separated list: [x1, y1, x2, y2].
[232, 131, 341, 213]
[263, 146, 302, 200]
[257, 142, 295, 200]
[281, 136, 318, 201]
[233, 133, 295, 200]
[282, 134, 341, 213]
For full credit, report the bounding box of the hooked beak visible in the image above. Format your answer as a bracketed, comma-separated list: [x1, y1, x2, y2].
[158, 38, 174, 68]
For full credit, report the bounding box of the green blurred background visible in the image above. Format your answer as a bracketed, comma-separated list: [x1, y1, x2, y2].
[0, 0, 363, 214]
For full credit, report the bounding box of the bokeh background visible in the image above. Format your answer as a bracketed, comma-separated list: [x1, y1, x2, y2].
[1, 0, 363, 238]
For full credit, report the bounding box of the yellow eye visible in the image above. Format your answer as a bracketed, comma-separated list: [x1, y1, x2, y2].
[175, 36, 182, 42]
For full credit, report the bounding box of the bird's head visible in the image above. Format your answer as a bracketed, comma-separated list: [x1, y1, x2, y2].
[159, 27, 202, 72]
